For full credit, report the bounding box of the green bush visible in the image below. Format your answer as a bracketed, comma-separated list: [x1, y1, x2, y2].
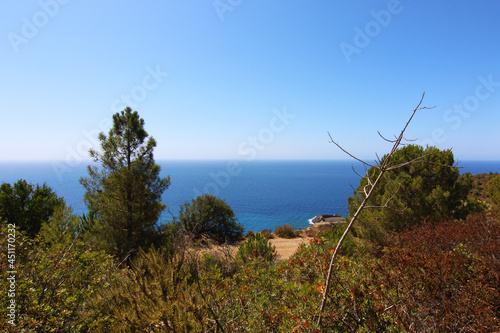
[85, 247, 204, 332]
[319, 224, 358, 257]
[0, 179, 65, 238]
[274, 224, 296, 238]
[0, 216, 119, 332]
[236, 233, 277, 263]
[259, 230, 273, 239]
[487, 174, 500, 209]
[180, 194, 244, 241]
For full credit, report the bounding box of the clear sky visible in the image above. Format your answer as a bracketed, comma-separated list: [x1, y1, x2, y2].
[1, 1, 499, 162]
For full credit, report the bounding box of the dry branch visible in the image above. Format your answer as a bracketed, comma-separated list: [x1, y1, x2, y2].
[317, 92, 435, 325]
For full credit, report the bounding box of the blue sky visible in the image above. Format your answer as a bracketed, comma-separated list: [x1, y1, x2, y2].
[1, 0, 499, 162]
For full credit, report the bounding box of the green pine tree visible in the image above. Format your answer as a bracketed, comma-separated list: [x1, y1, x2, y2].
[348, 145, 475, 242]
[80, 107, 170, 261]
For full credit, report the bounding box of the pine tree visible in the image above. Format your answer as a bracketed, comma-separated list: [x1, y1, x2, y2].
[347, 145, 474, 242]
[80, 107, 170, 261]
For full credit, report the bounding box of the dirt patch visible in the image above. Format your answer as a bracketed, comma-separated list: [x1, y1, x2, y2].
[269, 236, 312, 260]
[193, 220, 343, 261]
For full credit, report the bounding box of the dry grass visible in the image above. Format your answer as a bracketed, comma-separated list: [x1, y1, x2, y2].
[269, 236, 312, 260]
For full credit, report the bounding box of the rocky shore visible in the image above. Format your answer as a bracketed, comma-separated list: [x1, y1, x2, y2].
[310, 214, 343, 224]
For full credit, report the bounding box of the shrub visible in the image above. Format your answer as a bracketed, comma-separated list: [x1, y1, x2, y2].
[85, 247, 204, 332]
[260, 230, 273, 239]
[246, 230, 255, 238]
[180, 194, 244, 241]
[236, 233, 277, 263]
[274, 224, 296, 238]
[0, 221, 119, 332]
[486, 174, 500, 209]
[373, 211, 500, 332]
[319, 224, 359, 257]
[0, 180, 65, 238]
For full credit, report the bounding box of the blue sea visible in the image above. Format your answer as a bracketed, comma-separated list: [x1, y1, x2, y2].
[1, 160, 499, 232]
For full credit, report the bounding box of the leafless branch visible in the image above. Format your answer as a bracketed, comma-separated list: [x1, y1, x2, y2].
[317, 92, 436, 325]
[402, 136, 419, 142]
[351, 165, 365, 179]
[378, 130, 397, 143]
[328, 132, 375, 168]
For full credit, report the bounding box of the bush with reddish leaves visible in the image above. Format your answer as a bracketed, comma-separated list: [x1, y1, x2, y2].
[374, 210, 500, 332]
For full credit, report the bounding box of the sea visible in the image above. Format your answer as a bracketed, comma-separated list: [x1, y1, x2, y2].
[1, 160, 499, 232]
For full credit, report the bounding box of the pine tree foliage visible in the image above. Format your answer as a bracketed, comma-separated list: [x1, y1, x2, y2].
[348, 145, 476, 242]
[80, 107, 170, 260]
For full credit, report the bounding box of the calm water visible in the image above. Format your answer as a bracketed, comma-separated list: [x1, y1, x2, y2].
[1, 160, 499, 232]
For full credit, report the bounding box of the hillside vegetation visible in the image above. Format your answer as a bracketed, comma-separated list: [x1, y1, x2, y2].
[1, 107, 499, 332]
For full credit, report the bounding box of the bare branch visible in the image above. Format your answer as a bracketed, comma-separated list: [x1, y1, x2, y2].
[317, 161, 387, 325]
[351, 165, 365, 179]
[378, 130, 396, 143]
[417, 105, 436, 111]
[402, 136, 419, 142]
[328, 132, 375, 168]
[317, 92, 432, 325]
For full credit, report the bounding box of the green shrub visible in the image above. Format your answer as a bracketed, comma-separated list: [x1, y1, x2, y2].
[180, 194, 244, 241]
[319, 224, 358, 257]
[0, 179, 65, 238]
[0, 220, 119, 332]
[246, 230, 255, 238]
[274, 224, 296, 238]
[85, 247, 204, 332]
[236, 233, 277, 263]
[487, 174, 500, 209]
[260, 230, 273, 239]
